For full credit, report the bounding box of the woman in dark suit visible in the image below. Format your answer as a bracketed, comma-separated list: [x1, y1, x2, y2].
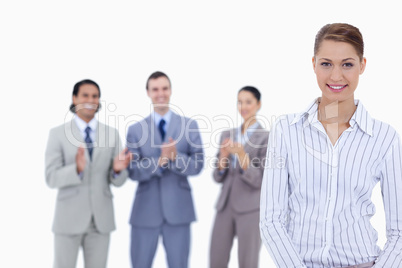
[209, 86, 269, 268]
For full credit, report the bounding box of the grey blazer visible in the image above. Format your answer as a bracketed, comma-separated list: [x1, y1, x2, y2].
[213, 124, 269, 213]
[126, 112, 204, 227]
[45, 120, 127, 235]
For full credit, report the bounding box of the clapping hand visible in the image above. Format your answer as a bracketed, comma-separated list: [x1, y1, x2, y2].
[76, 146, 86, 174]
[159, 138, 177, 167]
[113, 148, 132, 173]
[218, 138, 249, 170]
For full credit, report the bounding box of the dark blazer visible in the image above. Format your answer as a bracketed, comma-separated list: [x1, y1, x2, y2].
[213, 124, 269, 213]
[126, 112, 204, 227]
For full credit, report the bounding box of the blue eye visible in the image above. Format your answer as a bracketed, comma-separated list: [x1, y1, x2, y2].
[321, 62, 331, 67]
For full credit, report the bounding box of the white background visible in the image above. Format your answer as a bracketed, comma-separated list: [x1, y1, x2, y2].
[1, 1, 402, 267]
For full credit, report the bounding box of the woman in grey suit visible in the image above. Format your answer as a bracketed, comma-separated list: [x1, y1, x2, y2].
[210, 86, 269, 268]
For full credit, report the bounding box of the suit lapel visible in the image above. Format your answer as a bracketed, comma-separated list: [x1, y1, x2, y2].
[70, 119, 84, 143]
[165, 112, 181, 141]
[243, 123, 264, 153]
[92, 121, 103, 162]
[149, 111, 181, 146]
[70, 119, 94, 162]
[149, 115, 163, 146]
[228, 128, 236, 142]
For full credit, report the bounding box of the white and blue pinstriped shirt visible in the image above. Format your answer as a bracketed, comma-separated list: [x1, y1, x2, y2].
[260, 98, 402, 268]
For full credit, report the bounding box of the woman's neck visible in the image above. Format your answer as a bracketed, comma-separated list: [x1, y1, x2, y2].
[318, 97, 356, 125]
[318, 97, 357, 146]
[241, 118, 257, 134]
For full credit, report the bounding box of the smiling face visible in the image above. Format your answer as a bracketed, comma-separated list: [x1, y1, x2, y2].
[313, 40, 366, 104]
[72, 83, 100, 122]
[237, 90, 261, 122]
[147, 76, 172, 114]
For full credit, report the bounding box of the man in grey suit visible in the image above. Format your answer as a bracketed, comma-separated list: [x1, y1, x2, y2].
[45, 79, 130, 268]
[126, 71, 204, 268]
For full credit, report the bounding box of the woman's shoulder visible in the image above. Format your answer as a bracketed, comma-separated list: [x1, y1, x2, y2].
[270, 113, 300, 132]
[371, 117, 400, 140]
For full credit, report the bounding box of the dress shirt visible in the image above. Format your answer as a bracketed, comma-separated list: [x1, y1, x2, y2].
[74, 116, 120, 177]
[236, 122, 260, 145]
[152, 110, 172, 137]
[260, 98, 402, 268]
[74, 115, 97, 142]
[232, 122, 259, 168]
[74, 116, 98, 177]
[152, 110, 173, 173]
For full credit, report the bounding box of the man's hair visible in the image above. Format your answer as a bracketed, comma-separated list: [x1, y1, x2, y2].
[69, 79, 101, 113]
[146, 71, 171, 90]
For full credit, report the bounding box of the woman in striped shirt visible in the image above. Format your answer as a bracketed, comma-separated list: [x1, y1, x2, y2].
[260, 23, 402, 268]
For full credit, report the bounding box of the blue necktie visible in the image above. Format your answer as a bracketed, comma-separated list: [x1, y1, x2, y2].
[85, 126, 93, 160]
[158, 119, 166, 141]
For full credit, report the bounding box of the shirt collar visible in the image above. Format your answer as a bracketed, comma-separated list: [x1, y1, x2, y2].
[152, 109, 173, 126]
[349, 99, 373, 136]
[238, 121, 260, 134]
[290, 98, 320, 126]
[236, 122, 260, 143]
[291, 98, 373, 136]
[74, 115, 98, 133]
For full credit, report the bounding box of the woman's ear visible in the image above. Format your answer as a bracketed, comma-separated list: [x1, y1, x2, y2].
[312, 56, 317, 73]
[360, 57, 367, 75]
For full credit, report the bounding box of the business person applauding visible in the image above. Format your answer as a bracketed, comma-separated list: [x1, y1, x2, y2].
[126, 71, 204, 268]
[45, 79, 130, 268]
[210, 86, 269, 268]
